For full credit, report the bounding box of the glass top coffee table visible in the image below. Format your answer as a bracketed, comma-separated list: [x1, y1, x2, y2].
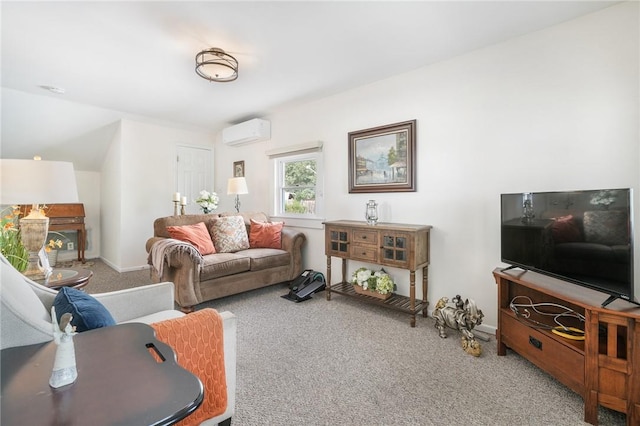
[36, 268, 93, 290]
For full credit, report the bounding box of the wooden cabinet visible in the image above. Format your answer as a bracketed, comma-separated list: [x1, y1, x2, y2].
[494, 268, 640, 425]
[324, 220, 431, 327]
[326, 226, 351, 257]
[19, 204, 86, 262]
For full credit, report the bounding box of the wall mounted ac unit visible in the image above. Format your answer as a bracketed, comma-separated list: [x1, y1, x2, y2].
[222, 118, 271, 146]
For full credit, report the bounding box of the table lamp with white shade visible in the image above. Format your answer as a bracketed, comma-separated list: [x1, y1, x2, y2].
[0, 159, 79, 279]
[227, 177, 248, 213]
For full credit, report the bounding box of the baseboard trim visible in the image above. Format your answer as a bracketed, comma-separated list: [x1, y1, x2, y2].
[99, 256, 150, 273]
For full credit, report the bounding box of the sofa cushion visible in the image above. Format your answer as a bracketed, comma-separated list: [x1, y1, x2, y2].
[551, 215, 582, 244]
[209, 216, 250, 253]
[1, 260, 51, 324]
[167, 222, 216, 255]
[235, 248, 291, 271]
[153, 214, 220, 238]
[53, 287, 116, 332]
[121, 310, 185, 325]
[219, 211, 269, 224]
[249, 219, 284, 249]
[583, 210, 628, 246]
[200, 253, 251, 280]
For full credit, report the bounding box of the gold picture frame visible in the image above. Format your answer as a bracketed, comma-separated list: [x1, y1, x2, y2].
[348, 120, 416, 193]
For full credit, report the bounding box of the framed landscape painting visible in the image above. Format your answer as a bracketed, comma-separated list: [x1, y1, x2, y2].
[348, 120, 416, 193]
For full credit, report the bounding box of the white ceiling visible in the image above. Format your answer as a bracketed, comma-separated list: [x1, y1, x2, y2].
[1, 1, 618, 170]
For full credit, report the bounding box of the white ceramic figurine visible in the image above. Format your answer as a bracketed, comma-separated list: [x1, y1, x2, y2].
[49, 307, 78, 388]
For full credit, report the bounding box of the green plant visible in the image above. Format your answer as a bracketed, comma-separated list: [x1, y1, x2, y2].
[284, 199, 307, 213]
[0, 206, 28, 271]
[351, 267, 397, 295]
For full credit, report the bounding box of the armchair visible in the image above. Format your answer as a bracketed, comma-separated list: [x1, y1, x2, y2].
[0, 253, 236, 425]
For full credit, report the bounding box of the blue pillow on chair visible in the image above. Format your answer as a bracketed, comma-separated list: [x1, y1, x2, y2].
[53, 287, 116, 332]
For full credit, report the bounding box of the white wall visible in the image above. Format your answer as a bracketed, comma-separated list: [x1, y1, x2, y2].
[213, 139, 265, 214]
[100, 122, 123, 268]
[100, 119, 214, 271]
[214, 2, 639, 329]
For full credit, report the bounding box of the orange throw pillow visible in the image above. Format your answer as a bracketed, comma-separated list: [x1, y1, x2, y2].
[551, 215, 582, 244]
[151, 309, 227, 425]
[249, 219, 284, 249]
[167, 222, 216, 255]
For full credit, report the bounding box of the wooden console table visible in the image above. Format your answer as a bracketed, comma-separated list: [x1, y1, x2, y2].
[20, 203, 86, 263]
[324, 220, 431, 327]
[494, 267, 640, 425]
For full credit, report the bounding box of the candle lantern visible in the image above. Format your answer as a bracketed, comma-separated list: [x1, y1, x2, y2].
[365, 200, 378, 226]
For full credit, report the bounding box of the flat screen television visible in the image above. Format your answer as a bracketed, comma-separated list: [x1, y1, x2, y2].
[500, 188, 636, 307]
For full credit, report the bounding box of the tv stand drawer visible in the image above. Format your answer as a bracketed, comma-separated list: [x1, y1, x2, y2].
[495, 268, 640, 425]
[501, 313, 584, 395]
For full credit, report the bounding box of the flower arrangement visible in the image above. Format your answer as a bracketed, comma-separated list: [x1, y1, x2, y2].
[351, 267, 396, 295]
[46, 237, 63, 253]
[195, 190, 219, 214]
[42, 232, 70, 267]
[590, 190, 618, 209]
[0, 205, 28, 271]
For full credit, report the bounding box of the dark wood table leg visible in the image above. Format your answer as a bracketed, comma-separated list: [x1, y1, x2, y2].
[410, 270, 416, 327]
[422, 265, 429, 317]
[326, 256, 332, 301]
[79, 227, 86, 263]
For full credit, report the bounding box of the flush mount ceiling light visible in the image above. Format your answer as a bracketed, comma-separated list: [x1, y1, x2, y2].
[195, 48, 238, 82]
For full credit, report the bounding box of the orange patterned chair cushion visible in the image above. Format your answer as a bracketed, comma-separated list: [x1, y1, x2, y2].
[151, 308, 227, 425]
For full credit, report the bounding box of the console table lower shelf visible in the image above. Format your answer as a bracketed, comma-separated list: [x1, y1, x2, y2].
[328, 281, 429, 319]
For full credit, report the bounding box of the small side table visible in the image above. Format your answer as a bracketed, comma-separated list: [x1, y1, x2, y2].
[1, 323, 204, 425]
[37, 268, 93, 291]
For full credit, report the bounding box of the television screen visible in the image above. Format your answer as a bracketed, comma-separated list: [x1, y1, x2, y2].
[500, 188, 634, 307]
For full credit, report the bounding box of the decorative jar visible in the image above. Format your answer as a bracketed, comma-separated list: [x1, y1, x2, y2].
[521, 192, 535, 224]
[365, 200, 378, 225]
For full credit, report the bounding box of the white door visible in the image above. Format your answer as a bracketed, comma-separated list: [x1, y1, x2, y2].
[177, 145, 213, 214]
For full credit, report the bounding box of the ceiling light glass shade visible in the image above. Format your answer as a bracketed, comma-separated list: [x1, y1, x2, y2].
[195, 48, 238, 82]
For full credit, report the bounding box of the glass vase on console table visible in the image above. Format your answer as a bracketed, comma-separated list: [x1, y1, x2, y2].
[365, 200, 378, 225]
[521, 192, 535, 224]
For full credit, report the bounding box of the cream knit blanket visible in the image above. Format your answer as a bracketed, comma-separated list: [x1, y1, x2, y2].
[148, 238, 203, 278]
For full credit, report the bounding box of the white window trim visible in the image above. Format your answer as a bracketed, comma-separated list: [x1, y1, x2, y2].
[265, 141, 323, 157]
[270, 144, 325, 229]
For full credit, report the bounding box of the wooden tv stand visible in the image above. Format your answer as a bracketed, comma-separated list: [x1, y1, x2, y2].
[494, 268, 640, 425]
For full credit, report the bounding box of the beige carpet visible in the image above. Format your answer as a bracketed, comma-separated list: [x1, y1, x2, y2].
[71, 259, 153, 294]
[82, 258, 626, 425]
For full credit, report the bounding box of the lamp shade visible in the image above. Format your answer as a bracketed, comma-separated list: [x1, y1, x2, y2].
[0, 159, 79, 205]
[227, 177, 248, 195]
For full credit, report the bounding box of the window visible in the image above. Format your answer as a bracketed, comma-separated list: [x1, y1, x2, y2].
[273, 151, 323, 220]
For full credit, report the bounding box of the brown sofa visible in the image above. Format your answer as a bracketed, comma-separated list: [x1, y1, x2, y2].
[146, 212, 306, 312]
